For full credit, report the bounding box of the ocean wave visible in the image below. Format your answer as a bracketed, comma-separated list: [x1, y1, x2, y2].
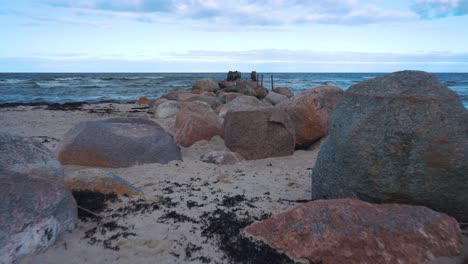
[54, 77, 89, 81]
[34, 82, 62, 88]
[99, 77, 142, 81]
[78, 85, 105, 89]
[0, 78, 30, 84]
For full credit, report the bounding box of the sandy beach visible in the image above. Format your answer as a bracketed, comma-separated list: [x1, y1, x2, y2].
[0, 101, 466, 264]
[1, 102, 321, 263]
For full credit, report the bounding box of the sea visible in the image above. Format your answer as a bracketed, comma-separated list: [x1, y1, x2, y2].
[0, 72, 467, 108]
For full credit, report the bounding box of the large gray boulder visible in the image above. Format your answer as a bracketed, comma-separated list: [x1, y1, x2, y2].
[0, 172, 77, 264]
[224, 107, 295, 160]
[0, 132, 63, 180]
[312, 71, 468, 221]
[0, 133, 77, 263]
[58, 117, 182, 167]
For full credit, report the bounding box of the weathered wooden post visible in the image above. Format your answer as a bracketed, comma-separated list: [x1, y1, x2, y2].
[271, 75, 274, 91]
[256, 73, 259, 88]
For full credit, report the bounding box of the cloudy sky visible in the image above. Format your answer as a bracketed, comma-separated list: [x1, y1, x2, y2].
[1, 0, 468, 72]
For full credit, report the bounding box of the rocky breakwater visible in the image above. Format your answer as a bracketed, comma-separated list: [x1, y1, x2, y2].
[58, 117, 182, 167]
[0, 132, 77, 264]
[312, 70, 468, 221]
[223, 79, 268, 99]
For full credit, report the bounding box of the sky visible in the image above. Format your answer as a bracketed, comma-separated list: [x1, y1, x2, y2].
[1, 0, 468, 72]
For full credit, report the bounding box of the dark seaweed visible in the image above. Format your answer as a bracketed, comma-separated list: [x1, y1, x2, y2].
[159, 211, 199, 223]
[72, 190, 119, 221]
[200, 208, 297, 264]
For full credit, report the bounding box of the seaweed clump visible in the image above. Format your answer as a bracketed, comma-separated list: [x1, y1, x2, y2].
[72, 190, 119, 221]
[201, 208, 297, 264]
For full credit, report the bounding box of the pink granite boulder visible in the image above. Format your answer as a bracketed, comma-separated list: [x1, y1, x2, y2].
[245, 199, 463, 264]
[162, 91, 221, 109]
[276, 85, 343, 148]
[224, 106, 295, 160]
[174, 103, 224, 147]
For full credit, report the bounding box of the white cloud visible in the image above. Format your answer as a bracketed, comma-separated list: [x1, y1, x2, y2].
[161, 49, 468, 64]
[412, 0, 468, 18]
[4, 49, 468, 72]
[40, 0, 418, 26]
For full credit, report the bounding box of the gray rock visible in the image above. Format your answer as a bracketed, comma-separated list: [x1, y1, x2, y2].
[224, 107, 295, 160]
[192, 78, 219, 93]
[264, 91, 288, 105]
[0, 132, 63, 180]
[218, 95, 271, 118]
[312, 71, 468, 221]
[154, 100, 184, 118]
[58, 117, 182, 167]
[200, 151, 244, 165]
[0, 171, 77, 264]
[273, 87, 294, 98]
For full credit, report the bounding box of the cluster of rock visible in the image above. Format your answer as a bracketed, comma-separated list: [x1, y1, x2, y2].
[245, 71, 467, 263]
[137, 73, 345, 163]
[0, 133, 77, 264]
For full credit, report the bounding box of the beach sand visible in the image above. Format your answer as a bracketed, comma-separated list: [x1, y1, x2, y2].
[0, 103, 466, 264]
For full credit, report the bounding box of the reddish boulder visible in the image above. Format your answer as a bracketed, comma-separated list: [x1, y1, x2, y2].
[224, 107, 295, 160]
[218, 80, 234, 89]
[216, 90, 244, 104]
[174, 103, 224, 147]
[199, 91, 216, 97]
[192, 78, 219, 93]
[273, 87, 294, 98]
[200, 151, 244, 165]
[218, 95, 271, 118]
[65, 168, 141, 196]
[58, 117, 182, 167]
[245, 199, 463, 264]
[276, 85, 343, 148]
[162, 91, 221, 109]
[224, 79, 268, 99]
[149, 97, 168, 110]
[136, 96, 150, 105]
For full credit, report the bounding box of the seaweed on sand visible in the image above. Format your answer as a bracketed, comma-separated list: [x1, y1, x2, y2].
[72, 190, 119, 221]
[200, 208, 298, 264]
